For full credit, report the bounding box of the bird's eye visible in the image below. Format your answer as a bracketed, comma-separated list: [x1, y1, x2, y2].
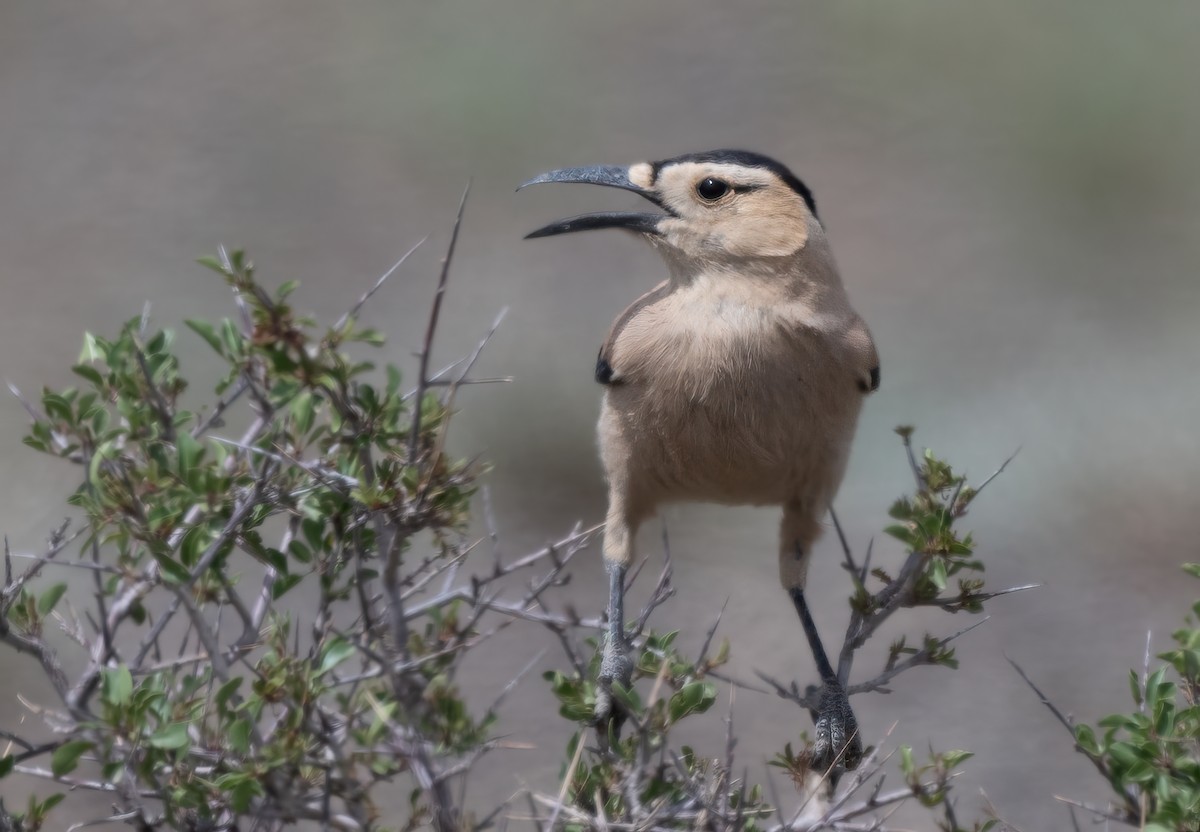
[696, 178, 730, 201]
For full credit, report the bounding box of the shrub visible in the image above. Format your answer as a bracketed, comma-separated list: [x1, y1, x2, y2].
[0, 214, 1193, 831]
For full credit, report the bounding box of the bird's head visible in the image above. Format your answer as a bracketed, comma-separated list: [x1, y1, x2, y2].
[520, 149, 820, 260]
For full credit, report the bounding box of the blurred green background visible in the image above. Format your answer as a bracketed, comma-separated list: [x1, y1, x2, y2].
[2, 1, 1198, 827]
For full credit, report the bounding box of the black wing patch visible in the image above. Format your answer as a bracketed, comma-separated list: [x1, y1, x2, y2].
[595, 280, 671, 386]
[857, 365, 881, 393]
[596, 350, 616, 385]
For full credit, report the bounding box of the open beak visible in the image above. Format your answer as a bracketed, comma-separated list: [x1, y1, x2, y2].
[518, 164, 666, 239]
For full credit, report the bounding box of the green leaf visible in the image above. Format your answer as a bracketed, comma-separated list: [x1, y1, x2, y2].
[668, 681, 717, 722]
[260, 547, 288, 574]
[179, 525, 211, 568]
[153, 552, 192, 585]
[42, 392, 72, 422]
[78, 332, 103, 363]
[51, 740, 92, 776]
[271, 573, 304, 600]
[287, 539, 312, 564]
[228, 776, 264, 812]
[1154, 698, 1177, 736]
[196, 255, 227, 275]
[227, 718, 252, 754]
[102, 665, 134, 707]
[884, 524, 917, 547]
[1124, 759, 1155, 783]
[353, 328, 386, 346]
[149, 722, 190, 750]
[290, 391, 318, 436]
[301, 517, 324, 551]
[1182, 563, 1200, 580]
[220, 319, 242, 357]
[215, 677, 243, 712]
[37, 582, 68, 616]
[610, 680, 642, 715]
[185, 319, 224, 355]
[1074, 724, 1101, 756]
[928, 557, 948, 591]
[1129, 669, 1143, 708]
[1108, 740, 1148, 768]
[71, 364, 105, 388]
[317, 637, 356, 676]
[0, 755, 13, 779]
[176, 432, 204, 478]
[39, 793, 65, 813]
[939, 749, 974, 769]
[91, 407, 110, 436]
[1098, 713, 1141, 731]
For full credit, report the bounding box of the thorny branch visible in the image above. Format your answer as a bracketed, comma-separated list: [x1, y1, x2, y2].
[0, 204, 1042, 832]
[0, 205, 615, 832]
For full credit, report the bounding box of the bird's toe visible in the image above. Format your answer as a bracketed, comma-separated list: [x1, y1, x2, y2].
[811, 680, 862, 772]
[592, 637, 634, 738]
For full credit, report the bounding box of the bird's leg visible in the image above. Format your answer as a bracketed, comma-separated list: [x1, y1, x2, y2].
[593, 561, 634, 737]
[789, 573, 862, 773]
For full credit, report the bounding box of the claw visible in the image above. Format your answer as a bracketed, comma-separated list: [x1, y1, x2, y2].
[810, 679, 863, 772]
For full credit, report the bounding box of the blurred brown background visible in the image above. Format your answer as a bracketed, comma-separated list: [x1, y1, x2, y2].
[2, 1, 1198, 828]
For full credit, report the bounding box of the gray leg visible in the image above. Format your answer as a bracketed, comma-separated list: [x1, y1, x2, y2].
[780, 501, 862, 773]
[593, 562, 634, 736]
[790, 583, 862, 772]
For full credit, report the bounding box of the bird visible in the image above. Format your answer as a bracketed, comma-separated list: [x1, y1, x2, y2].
[519, 149, 879, 772]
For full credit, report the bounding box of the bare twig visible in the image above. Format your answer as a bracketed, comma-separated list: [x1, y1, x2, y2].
[409, 183, 470, 460]
[334, 237, 427, 333]
[899, 430, 927, 492]
[971, 446, 1022, 501]
[848, 617, 990, 696]
[1008, 656, 1139, 818]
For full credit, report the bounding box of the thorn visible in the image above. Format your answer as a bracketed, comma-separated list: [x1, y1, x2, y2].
[334, 237, 427, 333]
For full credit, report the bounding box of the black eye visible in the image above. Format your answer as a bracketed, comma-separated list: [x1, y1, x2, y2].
[696, 177, 730, 201]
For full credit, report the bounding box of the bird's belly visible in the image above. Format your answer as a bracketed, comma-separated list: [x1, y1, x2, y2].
[600, 366, 861, 509]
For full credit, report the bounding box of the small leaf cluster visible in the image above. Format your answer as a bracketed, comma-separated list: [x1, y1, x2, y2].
[0, 793, 64, 832]
[898, 744, 973, 810]
[1071, 564, 1200, 831]
[880, 437, 985, 612]
[546, 631, 725, 729]
[543, 631, 773, 828]
[3, 580, 68, 640]
[886, 632, 960, 673]
[838, 433, 1013, 701]
[897, 746, 1000, 832]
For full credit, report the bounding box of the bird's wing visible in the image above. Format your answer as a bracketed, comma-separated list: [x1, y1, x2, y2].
[786, 309, 879, 394]
[859, 364, 881, 393]
[851, 320, 881, 393]
[596, 280, 671, 385]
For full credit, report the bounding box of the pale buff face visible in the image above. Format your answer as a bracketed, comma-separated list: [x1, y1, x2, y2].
[642, 161, 813, 258]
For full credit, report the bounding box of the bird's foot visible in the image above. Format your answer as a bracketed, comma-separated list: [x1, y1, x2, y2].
[810, 679, 862, 773]
[592, 635, 634, 740]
